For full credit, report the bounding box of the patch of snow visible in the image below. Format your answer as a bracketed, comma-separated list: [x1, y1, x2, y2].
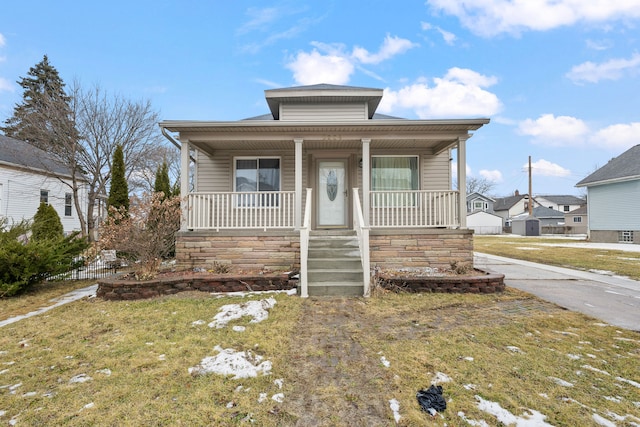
[582, 365, 610, 376]
[615, 337, 640, 343]
[272, 393, 284, 403]
[389, 399, 401, 423]
[274, 378, 283, 389]
[603, 396, 622, 403]
[506, 346, 523, 353]
[158, 354, 166, 361]
[432, 372, 451, 383]
[232, 326, 246, 332]
[463, 384, 477, 390]
[208, 298, 276, 329]
[617, 376, 640, 389]
[226, 401, 235, 408]
[380, 356, 390, 368]
[592, 413, 616, 427]
[81, 402, 95, 411]
[22, 391, 37, 397]
[516, 247, 541, 250]
[69, 374, 92, 384]
[258, 393, 267, 403]
[458, 411, 490, 427]
[3, 361, 15, 365]
[191, 320, 205, 326]
[553, 330, 579, 337]
[464, 356, 474, 361]
[566, 354, 581, 360]
[95, 369, 111, 376]
[549, 377, 574, 387]
[8, 383, 21, 394]
[586, 353, 597, 359]
[0, 369, 9, 375]
[475, 395, 554, 426]
[0, 410, 5, 417]
[539, 393, 549, 399]
[188, 345, 272, 379]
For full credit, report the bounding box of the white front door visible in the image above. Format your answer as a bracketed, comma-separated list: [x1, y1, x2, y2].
[317, 160, 348, 228]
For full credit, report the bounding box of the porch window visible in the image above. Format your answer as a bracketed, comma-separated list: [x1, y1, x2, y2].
[371, 156, 419, 206]
[234, 157, 280, 207]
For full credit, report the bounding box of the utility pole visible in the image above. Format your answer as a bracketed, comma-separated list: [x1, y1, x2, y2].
[528, 155, 533, 216]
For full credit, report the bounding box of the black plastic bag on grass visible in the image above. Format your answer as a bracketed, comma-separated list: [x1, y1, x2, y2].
[416, 385, 446, 415]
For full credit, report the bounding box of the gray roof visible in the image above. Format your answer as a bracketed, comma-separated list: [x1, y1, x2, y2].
[493, 194, 526, 211]
[576, 144, 640, 187]
[241, 112, 403, 121]
[0, 134, 79, 178]
[531, 206, 565, 219]
[535, 195, 585, 205]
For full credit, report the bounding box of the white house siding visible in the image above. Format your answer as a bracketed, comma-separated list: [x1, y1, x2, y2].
[280, 104, 366, 121]
[0, 166, 87, 234]
[467, 211, 502, 235]
[588, 180, 640, 230]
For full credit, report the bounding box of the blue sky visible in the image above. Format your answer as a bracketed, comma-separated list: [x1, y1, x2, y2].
[2, 1, 640, 197]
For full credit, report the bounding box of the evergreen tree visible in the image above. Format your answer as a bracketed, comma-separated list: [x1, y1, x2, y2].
[153, 162, 171, 199]
[32, 202, 64, 241]
[0, 55, 79, 153]
[107, 144, 129, 213]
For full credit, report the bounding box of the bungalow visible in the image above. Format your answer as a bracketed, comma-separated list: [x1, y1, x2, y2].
[576, 144, 640, 244]
[160, 84, 489, 296]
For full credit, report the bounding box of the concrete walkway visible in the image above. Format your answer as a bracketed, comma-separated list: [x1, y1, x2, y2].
[474, 252, 640, 331]
[0, 284, 98, 328]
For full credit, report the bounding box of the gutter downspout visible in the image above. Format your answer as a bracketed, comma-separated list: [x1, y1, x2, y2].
[160, 125, 181, 150]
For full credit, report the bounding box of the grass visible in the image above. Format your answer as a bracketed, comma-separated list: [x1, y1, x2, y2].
[1, 236, 639, 425]
[474, 235, 640, 280]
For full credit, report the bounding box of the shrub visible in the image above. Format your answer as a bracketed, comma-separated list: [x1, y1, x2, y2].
[99, 193, 181, 280]
[32, 202, 63, 241]
[0, 219, 89, 297]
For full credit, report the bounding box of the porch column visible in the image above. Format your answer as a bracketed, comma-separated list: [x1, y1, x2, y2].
[294, 138, 303, 229]
[457, 136, 468, 228]
[180, 139, 190, 231]
[361, 139, 370, 226]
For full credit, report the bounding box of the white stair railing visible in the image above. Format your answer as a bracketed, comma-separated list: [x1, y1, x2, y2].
[299, 188, 312, 298]
[353, 188, 371, 297]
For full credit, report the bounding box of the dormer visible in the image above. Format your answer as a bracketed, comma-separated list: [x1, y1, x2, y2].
[264, 84, 383, 121]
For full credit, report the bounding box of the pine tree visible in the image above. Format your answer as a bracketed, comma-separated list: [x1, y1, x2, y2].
[0, 55, 79, 153]
[32, 202, 64, 241]
[154, 162, 171, 199]
[107, 144, 129, 213]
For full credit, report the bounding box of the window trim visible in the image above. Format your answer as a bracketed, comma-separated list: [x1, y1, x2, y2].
[233, 156, 281, 208]
[40, 189, 49, 205]
[370, 155, 420, 207]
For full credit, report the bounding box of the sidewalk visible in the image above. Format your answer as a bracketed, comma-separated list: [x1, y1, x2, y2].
[0, 284, 98, 328]
[474, 252, 640, 331]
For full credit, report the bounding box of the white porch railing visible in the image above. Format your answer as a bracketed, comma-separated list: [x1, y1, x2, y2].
[369, 190, 459, 228]
[353, 188, 371, 297]
[187, 191, 295, 230]
[299, 188, 312, 298]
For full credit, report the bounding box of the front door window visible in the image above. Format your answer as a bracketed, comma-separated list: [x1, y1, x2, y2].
[317, 160, 347, 227]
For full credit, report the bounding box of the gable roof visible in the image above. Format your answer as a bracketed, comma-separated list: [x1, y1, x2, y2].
[264, 83, 384, 120]
[565, 205, 587, 215]
[535, 195, 585, 206]
[576, 144, 640, 187]
[466, 192, 495, 202]
[0, 134, 81, 179]
[493, 194, 527, 211]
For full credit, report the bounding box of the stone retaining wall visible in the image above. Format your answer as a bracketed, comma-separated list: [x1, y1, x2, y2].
[97, 274, 295, 301]
[376, 270, 505, 293]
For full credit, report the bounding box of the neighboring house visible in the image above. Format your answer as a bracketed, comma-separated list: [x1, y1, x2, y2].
[160, 83, 490, 296]
[515, 206, 565, 227]
[534, 195, 585, 213]
[576, 144, 640, 244]
[467, 210, 502, 235]
[564, 205, 588, 235]
[466, 192, 495, 213]
[493, 191, 531, 226]
[0, 134, 88, 234]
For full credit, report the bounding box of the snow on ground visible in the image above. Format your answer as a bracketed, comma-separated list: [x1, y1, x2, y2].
[474, 395, 554, 426]
[208, 297, 276, 329]
[188, 345, 272, 379]
[389, 399, 401, 423]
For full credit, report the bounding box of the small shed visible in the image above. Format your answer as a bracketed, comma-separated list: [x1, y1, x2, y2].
[512, 215, 540, 236]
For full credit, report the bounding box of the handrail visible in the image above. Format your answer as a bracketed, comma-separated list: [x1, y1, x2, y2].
[299, 188, 312, 298]
[352, 188, 371, 297]
[369, 190, 459, 228]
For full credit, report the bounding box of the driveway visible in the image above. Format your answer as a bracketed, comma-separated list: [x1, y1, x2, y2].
[474, 252, 640, 332]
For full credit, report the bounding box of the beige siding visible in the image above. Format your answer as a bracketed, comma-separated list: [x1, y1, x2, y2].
[195, 150, 301, 192]
[280, 103, 367, 121]
[421, 151, 451, 191]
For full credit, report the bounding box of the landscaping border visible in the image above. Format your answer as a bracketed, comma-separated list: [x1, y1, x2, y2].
[375, 269, 505, 293]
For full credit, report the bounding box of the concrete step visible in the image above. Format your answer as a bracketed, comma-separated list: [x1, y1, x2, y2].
[307, 258, 362, 270]
[307, 281, 364, 297]
[308, 268, 363, 283]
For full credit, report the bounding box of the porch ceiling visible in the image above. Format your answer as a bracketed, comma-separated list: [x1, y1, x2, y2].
[160, 119, 490, 155]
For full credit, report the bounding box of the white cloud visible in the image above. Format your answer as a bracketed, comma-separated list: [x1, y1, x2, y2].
[378, 67, 501, 118]
[237, 7, 280, 35]
[352, 34, 418, 64]
[286, 49, 354, 85]
[0, 33, 5, 47]
[0, 77, 14, 93]
[566, 53, 640, 84]
[285, 35, 416, 86]
[518, 114, 589, 145]
[586, 39, 612, 51]
[421, 22, 457, 45]
[526, 159, 571, 177]
[427, 0, 640, 37]
[590, 122, 640, 150]
[480, 169, 503, 182]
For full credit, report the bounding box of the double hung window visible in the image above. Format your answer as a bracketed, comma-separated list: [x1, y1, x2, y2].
[371, 156, 419, 206]
[234, 158, 280, 207]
